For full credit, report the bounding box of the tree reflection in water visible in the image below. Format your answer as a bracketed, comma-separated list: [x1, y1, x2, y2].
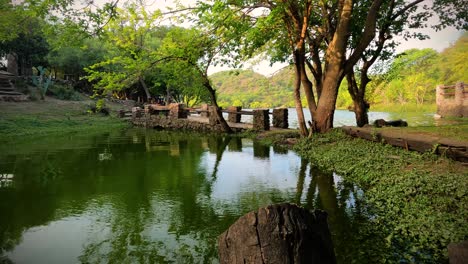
[0, 130, 387, 263]
[295, 159, 387, 263]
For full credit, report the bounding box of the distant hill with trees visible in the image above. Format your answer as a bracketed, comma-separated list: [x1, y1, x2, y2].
[210, 69, 295, 108]
[212, 32, 468, 110]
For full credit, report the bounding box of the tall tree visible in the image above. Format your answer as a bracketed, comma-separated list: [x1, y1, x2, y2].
[346, 0, 467, 127]
[85, 3, 162, 100]
[194, 0, 467, 135]
[157, 27, 233, 133]
[0, 19, 49, 76]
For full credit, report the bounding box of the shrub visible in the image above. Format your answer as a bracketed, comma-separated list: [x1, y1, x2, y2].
[47, 84, 81, 101]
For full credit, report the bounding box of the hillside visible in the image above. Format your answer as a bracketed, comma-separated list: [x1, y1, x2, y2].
[210, 68, 296, 108]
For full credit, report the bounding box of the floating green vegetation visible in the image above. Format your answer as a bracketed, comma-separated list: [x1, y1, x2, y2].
[293, 130, 468, 263]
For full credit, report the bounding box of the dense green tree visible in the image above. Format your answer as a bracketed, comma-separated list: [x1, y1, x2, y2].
[0, 19, 49, 76]
[0, 0, 26, 41]
[85, 4, 164, 100]
[157, 26, 232, 132]
[345, 1, 466, 126]
[150, 60, 211, 107]
[436, 32, 468, 84]
[47, 39, 107, 80]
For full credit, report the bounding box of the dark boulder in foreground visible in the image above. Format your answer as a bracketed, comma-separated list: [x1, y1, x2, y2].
[218, 203, 336, 264]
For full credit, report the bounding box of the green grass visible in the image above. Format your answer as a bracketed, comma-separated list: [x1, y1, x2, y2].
[0, 114, 128, 140]
[371, 103, 437, 113]
[0, 99, 130, 142]
[289, 130, 467, 263]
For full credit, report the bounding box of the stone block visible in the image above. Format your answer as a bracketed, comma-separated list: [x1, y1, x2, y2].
[253, 109, 270, 131]
[132, 107, 143, 118]
[169, 103, 187, 119]
[200, 104, 209, 117]
[227, 106, 242, 123]
[272, 108, 288, 128]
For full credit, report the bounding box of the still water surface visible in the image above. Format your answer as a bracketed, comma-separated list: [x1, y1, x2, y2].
[234, 109, 439, 128]
[0, 129, 376, 263]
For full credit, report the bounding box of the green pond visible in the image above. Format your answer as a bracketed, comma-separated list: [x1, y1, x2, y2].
[0, 129, 377, 263]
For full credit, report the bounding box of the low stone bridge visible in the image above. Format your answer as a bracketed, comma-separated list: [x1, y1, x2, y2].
[130, 103, 289, 133]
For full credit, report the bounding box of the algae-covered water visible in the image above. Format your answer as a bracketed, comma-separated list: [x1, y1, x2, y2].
[0, 129, 377, 263]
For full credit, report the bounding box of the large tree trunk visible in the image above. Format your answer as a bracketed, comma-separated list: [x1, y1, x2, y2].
[353, 99, 369, 127]
[307, 0, 353, 134]
[218, 203, 336, 264]
[311, 74, 342, 133]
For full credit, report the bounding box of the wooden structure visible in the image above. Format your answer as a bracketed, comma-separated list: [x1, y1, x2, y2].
[436, 82, 467, 118]
[218, 203, 336, 264]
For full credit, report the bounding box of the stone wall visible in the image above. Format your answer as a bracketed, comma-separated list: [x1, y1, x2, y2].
[436, 82, 467, 118]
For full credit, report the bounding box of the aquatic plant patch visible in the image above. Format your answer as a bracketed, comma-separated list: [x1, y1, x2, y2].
[294, 130, 467, 263]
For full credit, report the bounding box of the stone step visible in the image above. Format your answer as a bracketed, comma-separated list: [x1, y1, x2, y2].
[0, 88, 14, 91]
[0, 91, 23, 96]
[0, 94, 29, 102]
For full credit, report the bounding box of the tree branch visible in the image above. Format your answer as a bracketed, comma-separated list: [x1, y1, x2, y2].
[344, 0, 385, 74]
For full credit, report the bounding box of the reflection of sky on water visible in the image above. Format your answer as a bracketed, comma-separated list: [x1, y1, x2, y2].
[224, 109, 440, 128]
[208, 150, 301, 201]
[0, 174, 14, 188]
[7, 208, 110, 264]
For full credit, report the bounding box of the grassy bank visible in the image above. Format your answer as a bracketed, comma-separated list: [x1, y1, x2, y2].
[258, 129, 467, 263]
[370, 103, 437, 113]
[0, 98, 130, 142]
[377, 124, 468, 142]
[287, 130, 467, 263]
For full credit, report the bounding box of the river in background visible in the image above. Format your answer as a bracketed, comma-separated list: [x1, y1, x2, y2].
[0, 129, 383, 264]
[225, 108, 439, 128]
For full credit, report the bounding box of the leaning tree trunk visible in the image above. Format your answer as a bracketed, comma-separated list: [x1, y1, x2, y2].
[203, 77, 232, 133]
[293, 54, 309, 137]
[218, 203, 336, 264]
[139, 76, 152, 102]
